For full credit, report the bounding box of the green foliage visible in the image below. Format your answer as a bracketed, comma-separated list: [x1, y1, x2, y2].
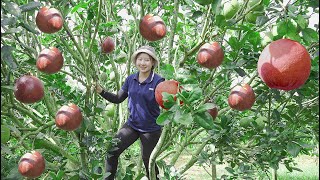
[1, 0, 318, 179]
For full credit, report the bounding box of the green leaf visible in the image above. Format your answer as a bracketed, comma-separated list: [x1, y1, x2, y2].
[191, 11, 203, 19]
[225, 167, 235, 174]
[174, 110, 193, 125]
[195, 103, 215, 113]
[296, 15, 307, 29]
[256, 15, 269, 27]
[194, 112, 214, 130]
[291, 167, 303, 172]
[1, 85, 14, 91]
[302, 28, 319, 44]
[277, 20, 297, 37]
[71, 2, 89, 13]
[1, 17, 17, 26]
[156, 111, 172, 125]
[162, 92, 176, 109]
[19, 1, 42, 12]
[160, 63, 175, 80]
[228, 36, 240, 50]
[234, 67, 247, 77]
[286, 141, 301, 157]
[19, 22, 39, 34]
[2, 27, 22, 35]
[1, 46, 17, 70]
[188, 87, 203, 103]
[3, 2, 21, 17]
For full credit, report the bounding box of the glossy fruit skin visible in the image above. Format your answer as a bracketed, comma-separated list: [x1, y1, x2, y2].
[228, 84, 255, 111]
[139, 14, 166, 41]
[155, 80, 179, 109]
[36, 47, 64, 74]
[18, 151, 45, 178]
[55, 103, 83, 131]
[207, 107, 218, 120]
[36, 7, 63, 34]
[101, 37, 115, 54]
[197, 42, 224, 69]
[14, 75, 44, 104]
[258, 39, 311, 91]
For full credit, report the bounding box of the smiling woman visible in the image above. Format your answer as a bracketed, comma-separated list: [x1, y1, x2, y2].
[95, 45, 165, 180]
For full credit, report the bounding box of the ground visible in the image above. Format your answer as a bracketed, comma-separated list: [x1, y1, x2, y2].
[166, 154, 319, 180]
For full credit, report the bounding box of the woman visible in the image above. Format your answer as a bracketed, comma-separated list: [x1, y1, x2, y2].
[96, 45, 164, 180]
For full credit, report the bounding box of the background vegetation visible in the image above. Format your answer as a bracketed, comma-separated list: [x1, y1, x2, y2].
[1, 0, 319, 179]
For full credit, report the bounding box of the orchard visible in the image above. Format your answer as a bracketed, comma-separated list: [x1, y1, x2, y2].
[1, 0, 319, 180]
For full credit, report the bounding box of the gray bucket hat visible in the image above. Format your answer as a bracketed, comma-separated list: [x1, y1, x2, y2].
[131, 45, 159, 68]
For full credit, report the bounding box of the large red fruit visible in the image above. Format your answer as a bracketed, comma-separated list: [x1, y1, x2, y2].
[197, 42, 224, 69]
[14, 75, 44, 104]
[101, 37, 115, 54]
[207, 106, 218, 120]
[139, 14, 166, 41]
[55, 103, 83, 131]
[36, 7, 63, 34]
[155, 80, 180, 109]
[258, 39, 311, 91]
[18, 151, 45, 178]
[228, 84, 255, 111]
[36, 47, 64, 74]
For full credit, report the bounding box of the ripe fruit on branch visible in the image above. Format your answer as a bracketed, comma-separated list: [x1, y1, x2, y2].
[14, 75, 44, 104]
[155, 80, 180, 109]
[197, 42, 224, 69]
[258, 39, 311, 90]
[36, 47, 64, 74]
[55, 103, 83, 131]
[207, 106, 218, 120]
[228, 83, 255, 111]
[36, 7, 63, 34]
[101, 37, 115, 54]
[139, 14, 166, 41]
[18, 151, 45, 178]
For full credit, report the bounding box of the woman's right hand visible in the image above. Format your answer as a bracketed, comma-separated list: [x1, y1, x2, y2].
[95, 83, 103, 93]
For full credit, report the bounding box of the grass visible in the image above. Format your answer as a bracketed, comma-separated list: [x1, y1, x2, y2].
[171, 154, 319, 180]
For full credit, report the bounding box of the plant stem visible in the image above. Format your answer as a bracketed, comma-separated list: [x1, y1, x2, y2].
[13, 104, 43, 125]
[19, 121, 55, 145]
[178, 138, 210, 175]
[149, 123, 171, 180]
[168, 0, 179, 64]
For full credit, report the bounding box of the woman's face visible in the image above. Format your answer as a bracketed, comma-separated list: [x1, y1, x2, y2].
[135, 53, 155, 73]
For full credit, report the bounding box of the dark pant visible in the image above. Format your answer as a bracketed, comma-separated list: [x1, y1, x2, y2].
[105, 123, 162, 180]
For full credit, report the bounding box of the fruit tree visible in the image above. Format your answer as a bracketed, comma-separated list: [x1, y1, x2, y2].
[1, 0, 318, 179]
